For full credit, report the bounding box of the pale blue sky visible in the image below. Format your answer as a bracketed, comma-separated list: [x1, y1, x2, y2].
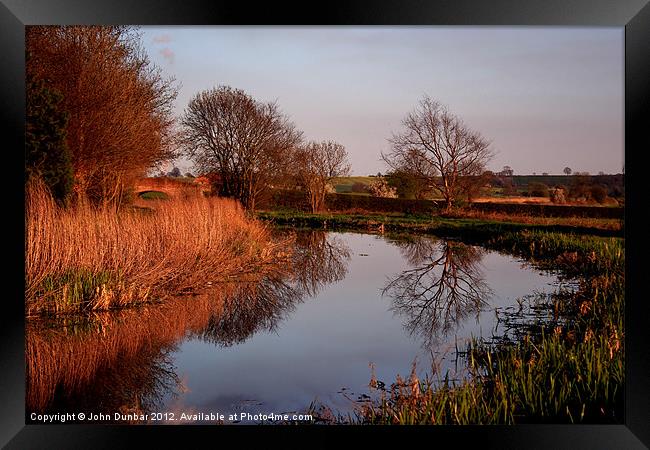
[140, 26, 624, 176]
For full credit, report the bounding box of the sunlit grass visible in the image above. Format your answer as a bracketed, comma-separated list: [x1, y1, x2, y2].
[25, 179, 293, 315]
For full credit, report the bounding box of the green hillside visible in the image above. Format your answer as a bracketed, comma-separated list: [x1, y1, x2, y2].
[331, 176, 376, 193]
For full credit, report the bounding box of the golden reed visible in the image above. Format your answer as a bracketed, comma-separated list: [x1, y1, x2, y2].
[25, 179, 293, 315]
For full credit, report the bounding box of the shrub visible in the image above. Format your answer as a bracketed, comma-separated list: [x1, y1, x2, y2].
[529, 182, 549, 197]
[368, 178, 398, 198]
[25, 77, 74, 205]
[502, 183, 518, 196]
[590, 185, 608, 204]
[550, 188, 566, 204]
[139, 191, 169, 200]
[350, 182, 369, 194]
[569, 175, 591, 200]
[385, 170, 431, 199]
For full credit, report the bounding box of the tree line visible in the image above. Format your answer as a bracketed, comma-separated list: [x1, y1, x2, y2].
[24, 26, 352, 213]
[179, 87, 500, 212]
[180, 86, 351, 211]
[26, 25, 503, 213]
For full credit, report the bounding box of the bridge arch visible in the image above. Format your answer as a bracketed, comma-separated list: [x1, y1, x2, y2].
[132, 177, 208, 200]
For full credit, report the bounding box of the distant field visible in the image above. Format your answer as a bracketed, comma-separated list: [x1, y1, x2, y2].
[331, 174, 624, 204]
[509, 174, 623, 188]
[331, 176, 376, 193]
[510, 175, 574, 187]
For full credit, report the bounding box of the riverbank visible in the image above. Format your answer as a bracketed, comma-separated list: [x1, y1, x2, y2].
[259, 209, 626, 424]
[308, 228, 624, 424]
[256, 210, 623, 239]
[25, 182, 293, 316]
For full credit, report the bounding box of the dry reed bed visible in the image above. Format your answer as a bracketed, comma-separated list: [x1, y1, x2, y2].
[25, 180, 293, 315]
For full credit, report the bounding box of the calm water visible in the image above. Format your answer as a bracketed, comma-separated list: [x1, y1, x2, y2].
[27, 230, 565, 424]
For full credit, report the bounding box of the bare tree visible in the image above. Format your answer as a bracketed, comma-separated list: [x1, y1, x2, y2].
[382, 96, 494, 212]
[500, 165, 514, 177]
[563, 167, 572, 176]
[26, 26, 178, 206]
[290, 230, 351, 296]
[181, 86, 302, 210]
[295, 141, 350, 213]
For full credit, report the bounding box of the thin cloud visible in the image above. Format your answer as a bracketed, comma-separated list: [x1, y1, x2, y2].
[153, 34, 172, 44]
[160, 47, 175, 64]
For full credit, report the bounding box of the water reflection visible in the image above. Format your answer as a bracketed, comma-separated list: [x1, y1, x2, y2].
[198, 280, 301, 347]
[26, 230, 351, 419]
[292, 231, 351, 296]
[384, 236, 492, 348]
[27, 297, 216, 418]
[25, 231, 560, 423]
[198, 231, 351, 347]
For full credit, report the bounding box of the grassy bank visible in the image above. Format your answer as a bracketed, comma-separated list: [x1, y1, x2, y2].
[259, 210, 625, 425]
[310, 230, 624, 424]
[26, 181, 292, 315]
[256, 210, 623, 238]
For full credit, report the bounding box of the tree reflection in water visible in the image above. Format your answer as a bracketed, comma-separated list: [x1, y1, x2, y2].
[199, 230, 350, 346]
[384, 236, 492, 348]
[26, 230, 351, 417]
[292, 231, 351, 296]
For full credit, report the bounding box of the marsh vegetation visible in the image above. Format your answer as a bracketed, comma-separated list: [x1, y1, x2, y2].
[26, 179, 292, 315]
[24, 25, 625, 426]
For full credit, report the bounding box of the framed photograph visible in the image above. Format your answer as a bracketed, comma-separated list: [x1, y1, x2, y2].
[2, 0, 648, 447]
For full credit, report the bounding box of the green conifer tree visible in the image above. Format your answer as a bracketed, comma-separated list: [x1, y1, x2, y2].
[26, 75, 74, 205]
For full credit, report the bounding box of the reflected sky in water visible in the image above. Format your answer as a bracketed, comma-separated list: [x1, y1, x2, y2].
[163, 231, 559, 419]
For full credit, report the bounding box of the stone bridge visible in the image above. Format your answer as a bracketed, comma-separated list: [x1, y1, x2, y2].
[133, 177, 210, 199]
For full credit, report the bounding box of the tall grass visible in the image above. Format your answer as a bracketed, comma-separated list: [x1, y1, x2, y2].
[344, 321, 623, 425]
[488, 230, 624, 277]
[26, 179, 292, 315]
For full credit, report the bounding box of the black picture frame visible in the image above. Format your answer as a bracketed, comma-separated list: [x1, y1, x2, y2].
[2, 1, 648, 447]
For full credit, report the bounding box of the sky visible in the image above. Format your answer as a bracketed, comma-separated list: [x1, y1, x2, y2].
[140, 26, 624, 176]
